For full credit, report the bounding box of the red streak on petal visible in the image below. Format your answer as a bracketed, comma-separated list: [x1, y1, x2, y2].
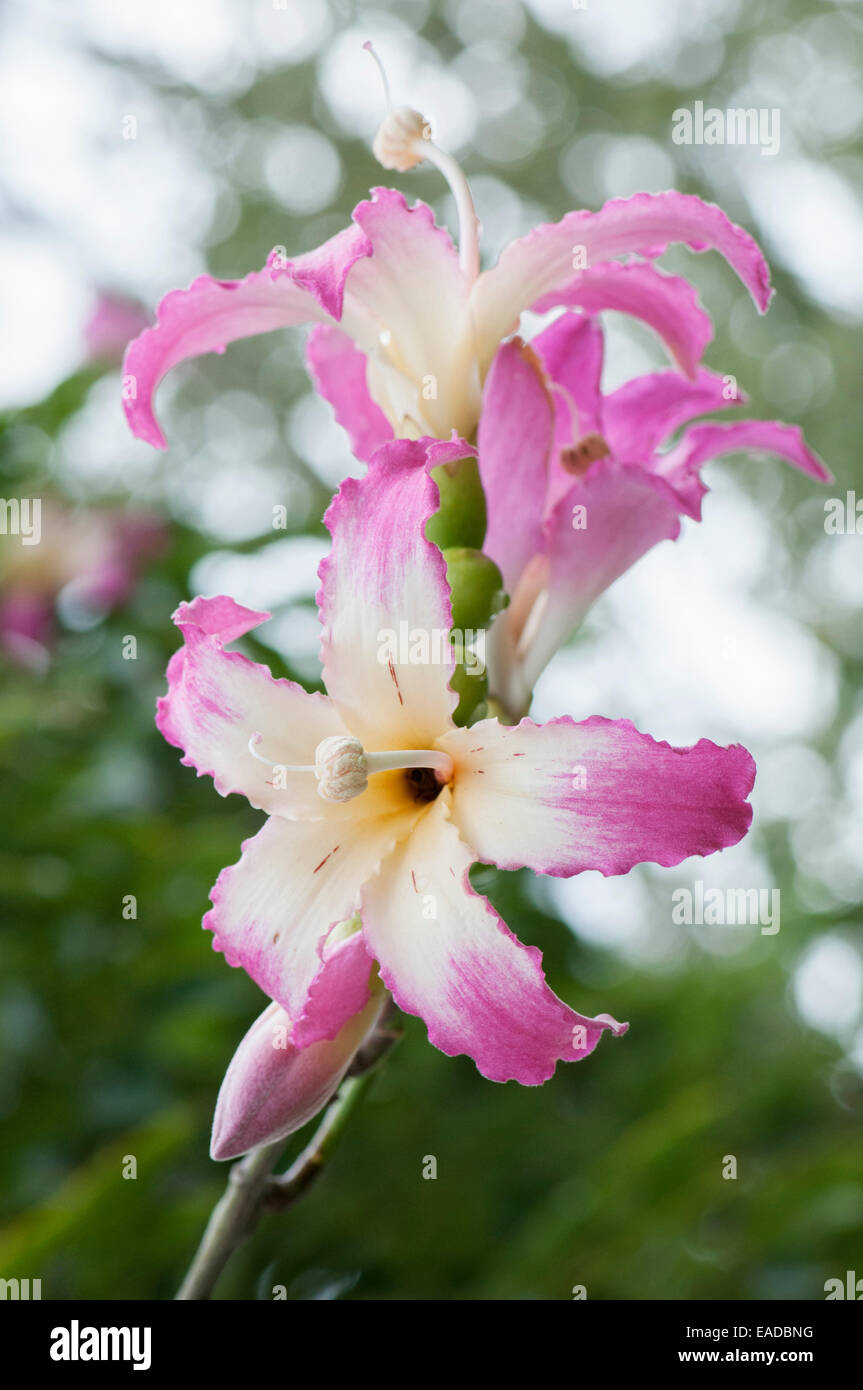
[313, 845, 340, 874]
[387, 658, 404, 706]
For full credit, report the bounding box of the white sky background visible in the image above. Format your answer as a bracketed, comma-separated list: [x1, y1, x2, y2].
[1, 0, 862, 1050]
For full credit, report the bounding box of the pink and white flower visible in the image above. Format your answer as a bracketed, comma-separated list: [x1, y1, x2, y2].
[123, 111, 773, 453]
[158, 440, 757, 1152]
[478, 319, 831, 715]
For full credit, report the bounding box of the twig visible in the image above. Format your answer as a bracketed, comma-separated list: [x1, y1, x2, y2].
[262, 1070, 373, 1212]
[175, 1139, 286, 1301]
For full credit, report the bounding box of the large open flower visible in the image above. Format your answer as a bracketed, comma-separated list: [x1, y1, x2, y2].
[477, 319, 831, 714]
[123, 108, 772, 452]
[157, 439, 756, 1098]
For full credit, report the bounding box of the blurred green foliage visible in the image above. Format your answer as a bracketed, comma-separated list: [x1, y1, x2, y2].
[1, 0, 861, 1300]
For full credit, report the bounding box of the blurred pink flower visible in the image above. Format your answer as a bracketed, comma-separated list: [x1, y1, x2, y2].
[84, 292, 150, 364]
[0, 503, 165, 669]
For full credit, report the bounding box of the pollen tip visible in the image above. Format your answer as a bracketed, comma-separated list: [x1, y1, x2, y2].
[372, 107, 429, 172]
[560, 434, 611, 475]
[314, 735, 368, 803]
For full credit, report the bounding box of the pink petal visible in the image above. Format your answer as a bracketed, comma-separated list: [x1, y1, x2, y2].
[441, 715, 755, 877]
[530, 313, 605, 512]
[318, 437, 470, 749]
[305, 324, 392, 462]
[603, 368, 744, 464]
[532, 312, 604, 440]
[205, 809, 415, 1047]
[123, 223, 373, 447]
[157, 594, 365, 821]
[658, 419, 833, 520]
[478, 339, 555, 594]
[533, 261, 713, 379]
[473, 191, 772, 371]
[343, 189, 476, 438]
[511, 460, 684, 695]
[210, 990, 386, 1161]
[360, 795, 627, 1084]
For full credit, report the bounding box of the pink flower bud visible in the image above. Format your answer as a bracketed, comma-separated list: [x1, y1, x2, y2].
[210, 991, 386, 1161]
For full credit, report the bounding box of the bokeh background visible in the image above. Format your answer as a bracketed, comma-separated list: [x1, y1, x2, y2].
[1, 0, 862, 1300]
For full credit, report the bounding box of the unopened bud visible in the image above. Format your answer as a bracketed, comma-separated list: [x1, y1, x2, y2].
[211, 987, 387, 1161]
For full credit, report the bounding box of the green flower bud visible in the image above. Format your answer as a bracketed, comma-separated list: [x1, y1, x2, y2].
[425, 457, 486, 550]
[441, 547, 506, 726]
[442, 547, 506, 632]
[450, 660, 488, 728]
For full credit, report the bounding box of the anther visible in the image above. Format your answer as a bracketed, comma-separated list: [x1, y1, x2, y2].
[248, 732, 453, 803]
[560, 434, 611, 475]
[363, 40, 480, 282]
[314, 735, 369, 803]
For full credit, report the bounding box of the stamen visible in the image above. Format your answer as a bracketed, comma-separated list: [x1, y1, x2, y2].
[506, 554, 550, 648]
[419, 140, 481, 284]
[364, 39, 480, 284]
[550, 380, 580, 436]
[247, 732, 453, 802]
[561, 433, 611, 475]
[505, 554, 550, 669]
[365, 749, 454, 780]
[515, 587, 549, 662]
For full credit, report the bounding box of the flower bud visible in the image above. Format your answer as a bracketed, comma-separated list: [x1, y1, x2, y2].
[443, 548, 505, 633]
[211, 990, 386, 1161]
[425, 457, 487, 551]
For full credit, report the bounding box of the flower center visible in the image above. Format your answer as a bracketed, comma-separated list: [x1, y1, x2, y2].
[405, 765, 444, 803]
[248, 732, 453, 804]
